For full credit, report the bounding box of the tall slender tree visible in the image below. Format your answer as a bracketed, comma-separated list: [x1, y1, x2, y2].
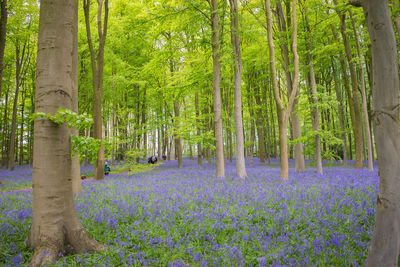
[27, 0, 104, 265]
[83, 0, 109, 180]
[209, 0, 225, 179]
[276, 0, 305, 172]
[351, 0, 400, 265]
[265, 0, 300, 180]
[229, 0, 247, 179]
[0, 0, 7, 99]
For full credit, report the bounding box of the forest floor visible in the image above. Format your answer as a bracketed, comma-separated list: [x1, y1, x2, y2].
[0, 158, 377, 266]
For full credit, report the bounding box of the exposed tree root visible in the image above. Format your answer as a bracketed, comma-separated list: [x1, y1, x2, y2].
[26, 226, 104, 267]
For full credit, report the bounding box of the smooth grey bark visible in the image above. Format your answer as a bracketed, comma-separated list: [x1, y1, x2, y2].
[303, 11, 323, 174]
[27, 0, 104, 265]
[253, 85, 266, 163]
[359, 0, 400, 265]
[331, 60, 348, 165]
[276, 0, 305, 172]
[334, 0, 364, 169]
[265, 0, 299, 180]
[210, 0, 225, 179]
[349, 11, 374, 171]
[195, 91, 202, 166]
[229, 0, 247, 179]
[173, 98, 183, 168]
[0, 0, 7, 99]
[83, 0, 109, 180]
[71, 0, 81, 194]
[8, 41, 29, 171]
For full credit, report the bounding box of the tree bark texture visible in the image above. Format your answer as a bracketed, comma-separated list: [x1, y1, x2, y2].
[0, 0, 7, 99]
[173, 98, 183, 168]
[28, 1, 104, 265]
[230, 0, 247, 179]
[210, 0, 225, 179]
[265, 0, 299, 180]
[195, 91, 202, 166]
[71, 0, 81, 194]
[334, 0, 364, 169]
[254, 85, 266, 163]
[350, 11, 374, 171]
[276, 1, 305, 172]
[304, 11, 323, 174]
[362, 1, 400, 265]
[331, 60, 348, 165]
[83, 0, 109, 181]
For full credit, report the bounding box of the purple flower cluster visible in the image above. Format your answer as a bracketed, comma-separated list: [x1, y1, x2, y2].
[0, 158, 377, 266]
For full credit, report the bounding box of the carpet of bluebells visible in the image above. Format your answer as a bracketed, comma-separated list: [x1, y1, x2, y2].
[0, 158, 378, 266]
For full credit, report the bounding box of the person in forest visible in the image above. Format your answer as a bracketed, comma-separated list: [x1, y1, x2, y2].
[104, 162, 111, 175]
[148, 156, 158, 164]
[162, 155, 167, 160]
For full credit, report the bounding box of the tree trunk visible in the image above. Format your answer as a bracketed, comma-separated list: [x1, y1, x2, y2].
[83, 0, 109, 180]
[1, 86, 9, 167]
[360, 0, 400, 265]
[19, 87, 25, 165]
[71, 0, 81, 194]
[0, 0, 7, 99]
[332, 60, 348, 165]
[276, 0, 305, 172]
[210, 0, 225, 179]
[230, 0, 247, 179]
[247, 84, 256, 166]
[265, 0, 299, 180]
[331, 25, 356, 161]
[334, 0, 363, 169]
[195, 91, 202, 166]
[254, 85, 266, 163]
[173, 98, 183, 168]
[304, 11, 323, 174]
[350, 11, 374, 171]
[27, 1, 104, 265]
[8, 43, 25, 171]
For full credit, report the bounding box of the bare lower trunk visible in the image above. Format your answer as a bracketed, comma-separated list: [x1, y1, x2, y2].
[211, 0, 225, 179]
[332, 61, 348, 165]
[276, 1, 304, 172]
[195, 92, 202, 166]
[83, 0, 108, 180]
[334, 0, 363, 169]
[361, 1, 400, 265]
[350, 11, 374, 171]
[0, 0, 7, 99]
[278, 120, 289, 180]
[304, 13, 323, 174]
[173, 99, 183, 168]
[265, 0, 299, 180]
[28, 1, 104, 265]
[71, 0, 81, 194]
[254, 86, 266, 163]
[230, 0, 247, 179]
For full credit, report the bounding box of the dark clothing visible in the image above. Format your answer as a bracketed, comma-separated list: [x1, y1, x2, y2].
[148, 156, 158, 164]
[105, 164, 111, 175]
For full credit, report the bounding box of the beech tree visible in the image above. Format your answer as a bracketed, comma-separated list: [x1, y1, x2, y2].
[265, 0, 300, 180]
[0, 0, 7, 99]
[229, 0, 247, 179]
[83, 0, 109, 181]
[353, 0, 400, 265]
[26, 0, 104, 265]
[209, 0, 225, 179]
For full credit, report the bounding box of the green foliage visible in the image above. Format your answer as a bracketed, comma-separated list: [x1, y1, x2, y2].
[31, 108, 113, 164]
[31, 108, 93, 131]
